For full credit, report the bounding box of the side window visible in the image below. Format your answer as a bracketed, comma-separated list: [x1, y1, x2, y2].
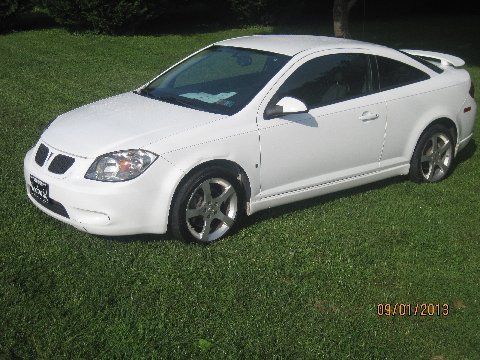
[376, 56, 430, 91]
[272, 53, 373, 109]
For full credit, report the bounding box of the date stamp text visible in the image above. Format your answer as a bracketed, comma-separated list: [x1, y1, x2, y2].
[377, 303, 449, 317]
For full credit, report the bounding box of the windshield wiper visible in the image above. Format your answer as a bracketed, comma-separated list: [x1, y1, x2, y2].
[135, 89, 187, 104]
[134, 90, 205, 111]
[156, 94, 193, 107]
[133, 89, 155, 98]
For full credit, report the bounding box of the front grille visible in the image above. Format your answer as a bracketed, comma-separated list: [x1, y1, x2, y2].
[48, 154, 75, 174]
[29, 187, 69, 218]
[35, 144, 49, 166]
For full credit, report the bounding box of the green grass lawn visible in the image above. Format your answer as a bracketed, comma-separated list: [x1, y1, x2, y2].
[1, 15, 479, 359]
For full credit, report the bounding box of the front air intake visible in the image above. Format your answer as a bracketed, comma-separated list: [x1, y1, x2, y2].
[35, 144, 49, 166]
[48, 154, 75, 174]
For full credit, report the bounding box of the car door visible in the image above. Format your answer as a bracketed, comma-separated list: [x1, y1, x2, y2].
[256, 50, 388, 198]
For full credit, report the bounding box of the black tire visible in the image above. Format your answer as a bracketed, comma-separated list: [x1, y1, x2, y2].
[170, 166, 245, 244]
[409, 124, 455, 183]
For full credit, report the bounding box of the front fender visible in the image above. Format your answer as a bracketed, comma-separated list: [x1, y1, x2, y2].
[156, 128, 260, 227]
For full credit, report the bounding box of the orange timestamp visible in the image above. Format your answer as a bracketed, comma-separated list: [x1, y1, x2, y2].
[377, 303, 449, 317]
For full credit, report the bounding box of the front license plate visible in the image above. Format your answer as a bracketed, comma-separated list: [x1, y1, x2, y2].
[30, 175, 49, 204]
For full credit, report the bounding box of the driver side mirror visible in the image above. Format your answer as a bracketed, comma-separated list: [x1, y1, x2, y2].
[264, 96, 308, 119]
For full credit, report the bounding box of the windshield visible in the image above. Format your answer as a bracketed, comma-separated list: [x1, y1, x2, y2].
[138, 46, 291, 115]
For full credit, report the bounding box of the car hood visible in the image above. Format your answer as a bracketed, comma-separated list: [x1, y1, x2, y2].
[41, 92, 224, 157]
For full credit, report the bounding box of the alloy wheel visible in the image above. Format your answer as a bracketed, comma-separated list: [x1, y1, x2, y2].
[185, 177, 238, 242]
[420, 132, 453, 182]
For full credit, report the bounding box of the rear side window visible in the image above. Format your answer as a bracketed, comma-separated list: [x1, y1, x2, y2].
[377, 56, 430, 91]
[273, 53, 373, 109]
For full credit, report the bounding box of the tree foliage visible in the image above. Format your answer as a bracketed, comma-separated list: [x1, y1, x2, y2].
[3, 0, 464, 35]
[226, 0, 271, 23]
[41, 0, 303, 33]
[0, 0, 33, 25]
[42, 0, 184, 34]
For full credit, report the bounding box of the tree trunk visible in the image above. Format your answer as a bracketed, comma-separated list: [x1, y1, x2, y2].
[333, 0, 358, 38]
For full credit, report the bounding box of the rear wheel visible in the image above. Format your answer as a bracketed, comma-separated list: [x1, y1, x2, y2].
[409, 125, 454, 183]
[170, 167, 244, 243]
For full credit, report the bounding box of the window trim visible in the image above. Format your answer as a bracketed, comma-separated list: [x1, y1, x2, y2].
[370, 55, 380, 93]
[264, 52, 377, 116]
[398, 50, 444, 74]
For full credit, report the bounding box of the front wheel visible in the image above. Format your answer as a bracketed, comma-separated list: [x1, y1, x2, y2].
[409, 125, 455, 183]
[170, 167, 244, 243]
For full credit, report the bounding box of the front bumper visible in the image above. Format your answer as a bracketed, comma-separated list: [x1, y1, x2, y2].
[24, 143, 179, 236]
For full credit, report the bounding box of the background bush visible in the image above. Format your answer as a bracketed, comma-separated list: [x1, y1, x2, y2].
[0, 0, 34, 28]
[42, 0, 188, 34]
[226, 0, 271, 23]
[2, 0, 476, 34]
[225, 0, 312, 24]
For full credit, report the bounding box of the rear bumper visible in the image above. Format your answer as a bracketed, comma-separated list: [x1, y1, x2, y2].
[456, 96, 477, 154]
[24, 145, 179, 236]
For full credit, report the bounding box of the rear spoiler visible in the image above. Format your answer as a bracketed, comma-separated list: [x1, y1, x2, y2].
[401, 49, 465, 67]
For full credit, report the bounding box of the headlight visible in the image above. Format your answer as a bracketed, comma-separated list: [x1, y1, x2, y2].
[85, 149, 158, 182]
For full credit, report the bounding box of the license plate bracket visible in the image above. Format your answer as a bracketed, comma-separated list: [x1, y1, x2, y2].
[30, 175, 50, 204]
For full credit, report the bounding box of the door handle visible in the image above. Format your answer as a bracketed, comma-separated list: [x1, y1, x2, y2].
[359, 111, 379, 122]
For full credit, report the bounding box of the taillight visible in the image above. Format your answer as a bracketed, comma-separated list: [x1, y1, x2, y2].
[470, 81, 475, 98]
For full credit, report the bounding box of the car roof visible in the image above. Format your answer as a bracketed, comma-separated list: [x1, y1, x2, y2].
[215, 35, 386, 56]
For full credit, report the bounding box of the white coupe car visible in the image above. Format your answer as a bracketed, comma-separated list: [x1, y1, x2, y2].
[24, 35, 477, 243]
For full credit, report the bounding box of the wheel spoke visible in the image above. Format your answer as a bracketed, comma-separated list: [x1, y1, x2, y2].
[427, 164, 436, 180]
[200, 217, 213, 240]
[186, 207, 204, 219]
[431, 136, 438, 151]
[438, 140, 451, 155]
[438, 161, 448, 173]
[214, 185, 234, 204]
[215, 211, 234, 227]
[201, 181, 212, 203]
